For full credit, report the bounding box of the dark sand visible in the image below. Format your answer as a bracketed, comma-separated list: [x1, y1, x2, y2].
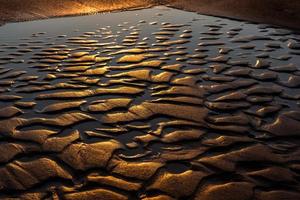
[0, 0, 300, 29]
[164, 0, 300, 30]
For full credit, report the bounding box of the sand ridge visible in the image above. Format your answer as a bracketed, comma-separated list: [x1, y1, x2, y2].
[0, 0, 157, 24]
[0, 0, 300, 29]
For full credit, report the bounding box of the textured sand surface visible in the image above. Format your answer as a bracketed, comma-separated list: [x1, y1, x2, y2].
[0, 6, 300, 199]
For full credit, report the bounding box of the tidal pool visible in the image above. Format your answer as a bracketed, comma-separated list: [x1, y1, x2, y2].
[0, 6, 300, 200]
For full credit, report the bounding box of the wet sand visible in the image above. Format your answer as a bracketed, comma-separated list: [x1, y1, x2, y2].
[164, 0, 300, 30]
[0, 6, 300, 199]
[0, 0, 300, 29]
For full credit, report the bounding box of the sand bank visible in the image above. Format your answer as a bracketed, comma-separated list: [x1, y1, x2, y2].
[164, 0, 300, 30]
[0, 0, 299, 29]
[0, 0, 157, 24]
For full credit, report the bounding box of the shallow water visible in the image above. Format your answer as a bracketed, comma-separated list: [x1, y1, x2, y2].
[0, 6, 300, 199]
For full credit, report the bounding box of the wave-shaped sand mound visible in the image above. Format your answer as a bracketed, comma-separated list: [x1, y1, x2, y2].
[0, 0, 156, 23]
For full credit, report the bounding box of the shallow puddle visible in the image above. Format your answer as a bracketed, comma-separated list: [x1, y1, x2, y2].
[0, 6, 300, 200]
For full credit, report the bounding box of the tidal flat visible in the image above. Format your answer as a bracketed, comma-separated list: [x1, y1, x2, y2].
[0, 6, 299, 200]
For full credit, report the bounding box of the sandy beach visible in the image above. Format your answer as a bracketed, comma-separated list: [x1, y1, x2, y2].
[0, 0, 300, 29]
[0, 0, 156, 23]
[0, 1, 300, 199]
[164, 0, 300, 30]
